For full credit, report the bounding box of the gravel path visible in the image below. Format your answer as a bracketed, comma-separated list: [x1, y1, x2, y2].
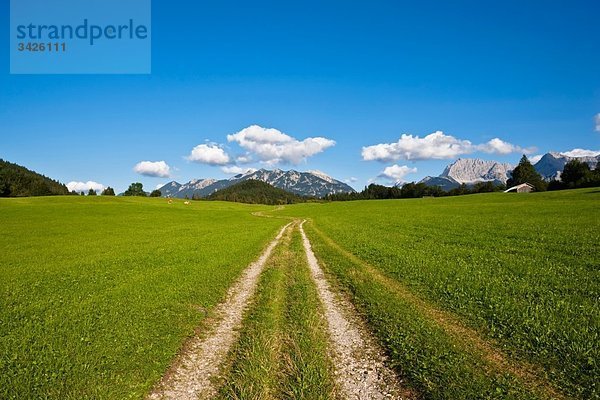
[147, 222, 293, 400]
[299, 221, 414, 400]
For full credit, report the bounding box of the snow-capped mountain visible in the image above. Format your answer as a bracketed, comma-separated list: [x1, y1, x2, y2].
[160, 181, 182, 194]
[159, 178, 216, 198]
[242, 169, 354, 197]
[307, 170, 336, 184]
[534, 152, 599, 181]
[158, 169, 355, 199]
[419, 158, 513, 190]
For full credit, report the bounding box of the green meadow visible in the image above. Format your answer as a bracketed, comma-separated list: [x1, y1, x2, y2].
[1, 189, 598, 399]
[0, 196, 284, 399]
[279, 188, 600, 399]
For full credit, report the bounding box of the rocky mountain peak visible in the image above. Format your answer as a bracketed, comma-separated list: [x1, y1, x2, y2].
[440, 158, 513, 184]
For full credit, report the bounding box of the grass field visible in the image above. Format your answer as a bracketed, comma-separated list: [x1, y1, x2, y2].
[1, 189, 598, 399]
[218, 224, 336, 399]
[278, 188, 600, 399]
[0, 196, 285, 399]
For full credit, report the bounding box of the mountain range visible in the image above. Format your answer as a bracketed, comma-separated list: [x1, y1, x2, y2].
[533, 152, 599, 181]
[159, 169, 356, 198]
[419, 152, 600, 190]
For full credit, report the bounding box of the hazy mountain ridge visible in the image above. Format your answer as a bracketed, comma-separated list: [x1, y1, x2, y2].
[159, 169, 355, 198]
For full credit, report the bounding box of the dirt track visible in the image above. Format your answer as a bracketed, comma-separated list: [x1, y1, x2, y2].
[300, 221, 413, 400]
[148, 218, 411, 399]
[147, 222, 292, 400]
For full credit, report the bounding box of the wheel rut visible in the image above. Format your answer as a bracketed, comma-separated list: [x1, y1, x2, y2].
[300, 221, 415, 400]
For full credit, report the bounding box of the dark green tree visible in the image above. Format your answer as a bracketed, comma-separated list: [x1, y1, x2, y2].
[149, 189, 162, 197]
[447, 184, 472, 196]
[594, 162, 600, 185]
[506, 155, 546, 191]
[561, 159, 591, 188]
[0, 182, 10, 197]
[123, 182, 146, 196]
[473, 181, 498, 193]
[547, 180, 564, 191]
[101, 187, 115, 196]
[87, 188, 97, 196]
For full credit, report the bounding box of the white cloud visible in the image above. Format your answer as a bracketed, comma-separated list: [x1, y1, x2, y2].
[344, 177, 358, 183]
[133, 160, 172, 178]
[67, 181, 105, 193]
[187, 144, 230, 165]
[595, 113, 600, 132]
[379, 164, 417, 183]
[227, 125, 335, 165]
[235, 154, 253, 164]
[362, 131, 531, 162]
[478, 138, 534, 155]
[528, 154, 543, 164]
[362, 131, 473, 161]
[221, 166, 257, 175]
[561, 148, 600, 158]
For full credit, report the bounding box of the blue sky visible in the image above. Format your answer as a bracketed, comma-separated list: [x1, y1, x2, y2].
[1, 0, 599, 193]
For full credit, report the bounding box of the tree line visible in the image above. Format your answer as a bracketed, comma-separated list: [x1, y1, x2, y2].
[76, 183, 161, 197]
[326, 156, 600, 201]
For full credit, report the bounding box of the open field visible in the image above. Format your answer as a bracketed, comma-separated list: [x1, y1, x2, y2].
[0, 196, 285, 399]
[278, 188, 600, 399]
[1, 189, 598, 399]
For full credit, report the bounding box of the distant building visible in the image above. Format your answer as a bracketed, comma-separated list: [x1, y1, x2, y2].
[504, 183, 534, 193]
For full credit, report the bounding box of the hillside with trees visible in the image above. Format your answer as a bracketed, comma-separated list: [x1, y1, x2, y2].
[207, 179, 305, 205]
[0, 159, 70, 197]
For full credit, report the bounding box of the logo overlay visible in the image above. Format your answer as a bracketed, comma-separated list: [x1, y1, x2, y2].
[10, 0, 151, 74]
